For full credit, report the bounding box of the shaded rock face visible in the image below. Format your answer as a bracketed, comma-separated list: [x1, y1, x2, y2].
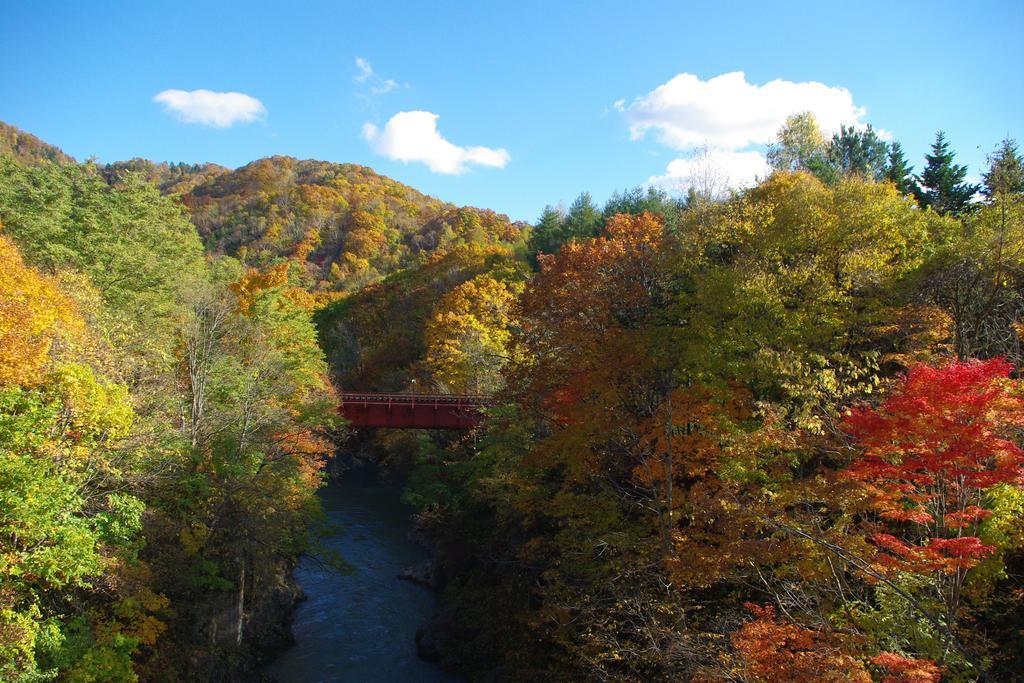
[398, 558, 439, 589]
[415, 607, 455, 665]
[247, 573, 305, 661]
[177, 562, 305, 682]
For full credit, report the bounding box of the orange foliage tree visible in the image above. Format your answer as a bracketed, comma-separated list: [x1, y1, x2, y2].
[731, 603, 871, 682]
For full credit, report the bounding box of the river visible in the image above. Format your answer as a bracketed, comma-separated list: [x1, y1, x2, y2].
[264, 472, 456, 682]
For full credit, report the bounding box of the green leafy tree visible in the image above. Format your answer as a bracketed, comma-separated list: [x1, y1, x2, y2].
[0, 331, 154, 681]
[149, 265, 338, 675]
[0, 158, 206, 367]
[767, 112, 827, 173]
[1, 146, 342, 680]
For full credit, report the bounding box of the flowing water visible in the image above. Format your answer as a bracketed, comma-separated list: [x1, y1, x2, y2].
[265, 472, 456, 682]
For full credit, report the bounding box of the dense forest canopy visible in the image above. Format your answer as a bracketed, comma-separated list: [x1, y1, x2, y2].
[177, 155, 527, 295]
[1, 114, 1023, 683]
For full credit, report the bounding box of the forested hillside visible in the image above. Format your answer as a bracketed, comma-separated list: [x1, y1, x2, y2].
[0, 139, 340, 680]
[104, 152, 527, 296]
[0, 120, 529, 681]
[178, 156, 526, 295]
[328, 117, 1024, 682]
[2, 114, 1023, 683]
[0, 121, 73, 165]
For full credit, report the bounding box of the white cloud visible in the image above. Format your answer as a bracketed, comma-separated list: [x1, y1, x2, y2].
[371, 79, 398, 95]
[354, 56, 402, 95]
[648, 148, 770, 197]
[619, 71, 881, 195]
[362, 111, 509, 175]
[153, 89, 265, 128]
[354, 56, 374, 83]
[622, 71, 868, 150]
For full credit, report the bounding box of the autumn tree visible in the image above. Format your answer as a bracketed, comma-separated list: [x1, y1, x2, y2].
[1, 146, 343, 680]
[0, 234, 163, 681]
[0, 157, 206, 376]
[730, 604, 871, 682]
[676, 171, 939, 430]
[767, 111, 827, 173]
[843, 358, 1024, 676]
[496, 211, 690, 676]
[159, 260, 338, 657]
[424, 271, 525, 394]
[0, 234, 83, 386]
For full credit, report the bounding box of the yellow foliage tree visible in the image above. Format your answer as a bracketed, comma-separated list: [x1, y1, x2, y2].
[0, 233, 84, 386]
[230, 262, 290, 314]
[424, 274, 523, 394]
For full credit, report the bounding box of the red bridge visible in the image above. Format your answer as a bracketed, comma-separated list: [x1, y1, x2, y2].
[340, 392, 489, 429]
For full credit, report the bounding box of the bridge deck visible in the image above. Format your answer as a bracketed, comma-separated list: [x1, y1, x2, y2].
[339, 392, 489, 429]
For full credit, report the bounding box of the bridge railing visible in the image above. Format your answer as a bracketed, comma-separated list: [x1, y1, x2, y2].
[339, 392, 491, 406]
[339, 391, 491, 429]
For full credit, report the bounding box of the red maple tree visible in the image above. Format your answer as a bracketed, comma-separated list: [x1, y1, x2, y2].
[842, 357, 1023, 675]
[843, 358, 1024, 576]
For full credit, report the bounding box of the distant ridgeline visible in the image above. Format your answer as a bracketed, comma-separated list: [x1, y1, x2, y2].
[110, 154, 528, 297]
[2, 120, 528, 296]
[0, 120, 74, 164]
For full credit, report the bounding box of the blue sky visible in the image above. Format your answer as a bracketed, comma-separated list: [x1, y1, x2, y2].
[2, 0, 1021, 221]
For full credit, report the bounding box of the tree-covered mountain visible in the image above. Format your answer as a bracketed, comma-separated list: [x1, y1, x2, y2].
[0, 120, 73, 165]
[2, 121, 528, 296]
[178, 155, 528, 293]
[101, 157, 230, 195]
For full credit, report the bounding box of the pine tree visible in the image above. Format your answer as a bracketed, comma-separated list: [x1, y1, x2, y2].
[983, 138, 1024, 197]
[825, 124, 889, 181]
[604, 186, 672, 219]
[916, 131, 979, 215]
[527, 204, 566, 267]
[885, 141, 918, 196]
[563, 192, 602, 242]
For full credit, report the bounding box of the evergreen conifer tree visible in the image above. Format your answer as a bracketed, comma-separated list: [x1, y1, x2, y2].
[885, 141, 918, 196]
[983, 138, 1024, 197]
[825, 124, 889, 181]
[527, 204, 567, 267]
[563, 192, 602, 242]
[916, 131, 979, 215]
